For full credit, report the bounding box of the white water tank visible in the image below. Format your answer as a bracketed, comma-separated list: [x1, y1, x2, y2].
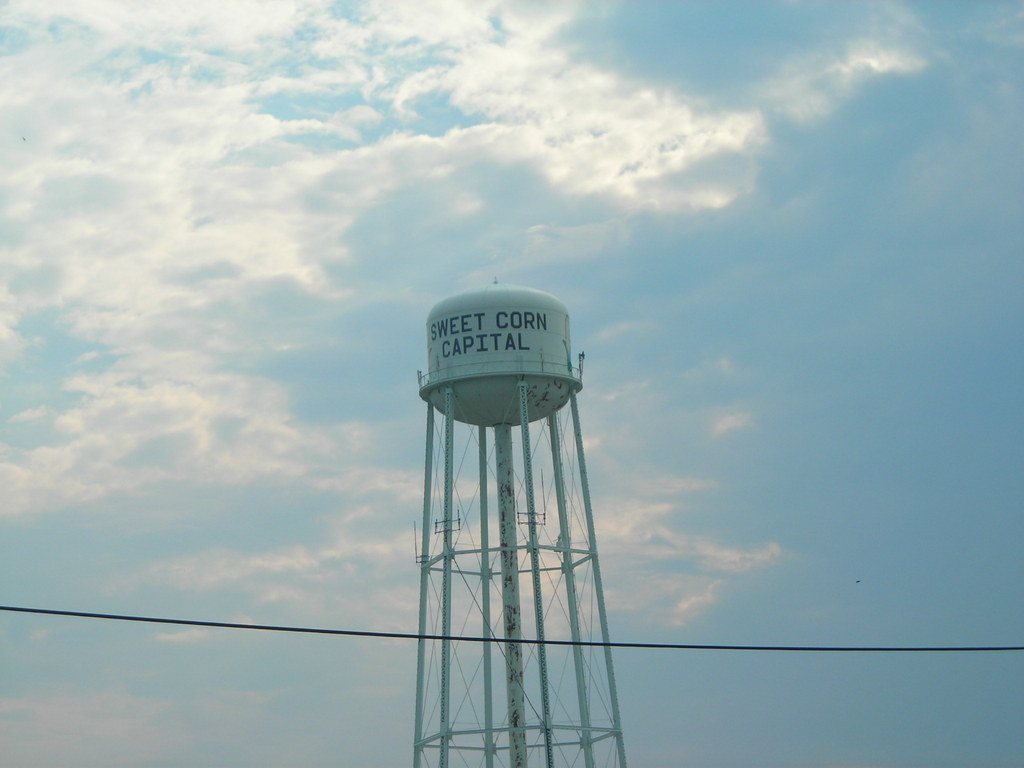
[419, 283, 582, 426]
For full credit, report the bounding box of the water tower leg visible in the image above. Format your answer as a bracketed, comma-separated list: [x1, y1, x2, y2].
[439, 389, 455, 768]
[570, 392, 628, 768]
[413, 403, 435, 768]
[548, 412, 596, 768]
[495, 422, 527, 767]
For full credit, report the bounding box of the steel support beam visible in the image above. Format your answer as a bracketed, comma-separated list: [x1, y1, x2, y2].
[548, 412, 596, 768]
[413, 403, 435, 768]
[570, 391, 627, 768]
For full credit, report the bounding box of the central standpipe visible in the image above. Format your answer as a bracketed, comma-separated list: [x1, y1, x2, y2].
[495, 423, 527, 766]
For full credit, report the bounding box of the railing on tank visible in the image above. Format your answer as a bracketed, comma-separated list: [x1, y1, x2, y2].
[417, 356, 583, 390]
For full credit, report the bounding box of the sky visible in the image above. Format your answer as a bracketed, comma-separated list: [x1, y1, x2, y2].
[1, 1, 1022, 766]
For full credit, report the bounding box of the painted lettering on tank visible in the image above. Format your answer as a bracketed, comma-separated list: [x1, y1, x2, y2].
[430, 312, 487, 341]
[434, 316, 541, 358]
[433, 311, 547, 346]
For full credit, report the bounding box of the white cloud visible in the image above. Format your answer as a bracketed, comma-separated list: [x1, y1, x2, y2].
[7, 0, 330, 53]
[711, 411, 754, 437]
[526, 218, 631, 264]
[0, 304, 27, 371]
[153, 627, 214, 643]
[9, 405, 50, 423]
[597, 497, 777, 573]
[1, 0, 779, 654]
[149, 546, 325, 591]
[671, 578, 723, 626]
[594, 320, 657, 343]
[442, 60, 764, 206]
[975, 3, 1024, 48]
[598, 377, 654, 405]
[692, 538, 781, 574]
[0, 371, 342, 516]
[592, 491, 781, 626]
[0, 689, 176, 765]
[312, 1, 766, 208]
[0, 0, 769, 430]
[683, 356, 738, 380]
[831, 40, 926, 80]
[140, 538, 417, 631]
[763, 37, 926, 122]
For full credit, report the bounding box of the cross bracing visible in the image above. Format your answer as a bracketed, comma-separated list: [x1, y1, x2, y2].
[414, 387, 627, 768]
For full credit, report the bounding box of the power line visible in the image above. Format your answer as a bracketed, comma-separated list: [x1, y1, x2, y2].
[2, 605, 1021, 652]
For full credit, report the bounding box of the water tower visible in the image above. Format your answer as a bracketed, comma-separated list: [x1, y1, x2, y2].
[413, 283, 627, 768]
